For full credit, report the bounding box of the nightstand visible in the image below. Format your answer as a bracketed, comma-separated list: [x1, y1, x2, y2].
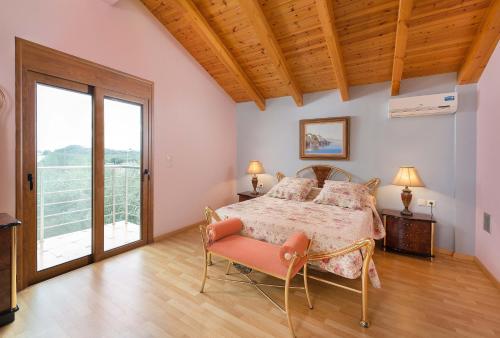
[237, 191, 261, 202]
[380, 209, 435, 260]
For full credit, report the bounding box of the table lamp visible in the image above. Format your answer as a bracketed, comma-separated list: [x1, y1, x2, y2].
[392, 166, 424, 216]
[247, 160, 265, 195]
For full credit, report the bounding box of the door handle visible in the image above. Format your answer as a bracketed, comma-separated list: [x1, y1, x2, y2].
[142, 169, 150, 181]
[27, 173, 34, 191]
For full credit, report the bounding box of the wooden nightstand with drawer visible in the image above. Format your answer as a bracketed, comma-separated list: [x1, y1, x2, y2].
[381, 209, 435, 260]
[237, 191, 261, 202]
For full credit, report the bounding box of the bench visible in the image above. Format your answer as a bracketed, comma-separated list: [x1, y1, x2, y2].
[199, 217, 312, 338]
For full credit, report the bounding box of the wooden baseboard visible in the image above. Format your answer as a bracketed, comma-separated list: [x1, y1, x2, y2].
[436, 247, 475, 261]
[474, 257, 500, 290]
[153, 220, 205, 242]
[436, 247, 453, 256]
[452, 252, 475, 261]
[437, 248, 498, 289]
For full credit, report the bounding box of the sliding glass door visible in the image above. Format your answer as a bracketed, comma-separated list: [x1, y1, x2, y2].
[21, 72, 151, 285]
[17, 39, 153, 289]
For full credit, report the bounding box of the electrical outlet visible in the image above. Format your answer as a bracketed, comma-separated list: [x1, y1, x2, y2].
[426, 200, 436, 207]
[417, 198, 427, 206]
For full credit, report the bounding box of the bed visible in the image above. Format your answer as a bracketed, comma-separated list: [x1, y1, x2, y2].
[203, 165, 384, 327]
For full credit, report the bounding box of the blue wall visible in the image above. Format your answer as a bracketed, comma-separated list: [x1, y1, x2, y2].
[235, 73, 477, 255]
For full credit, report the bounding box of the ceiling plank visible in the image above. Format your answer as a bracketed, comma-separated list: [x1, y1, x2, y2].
[316, 0, 350, 101]
[239, 0, 303, 106]
[174, 0, 266, 110]
[458, 0, 500, 84]
[391, 0, 414, 96]
[143, 0, 495, 106]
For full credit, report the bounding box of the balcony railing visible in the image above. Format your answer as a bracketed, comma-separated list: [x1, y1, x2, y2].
[37, 165, 141, 248]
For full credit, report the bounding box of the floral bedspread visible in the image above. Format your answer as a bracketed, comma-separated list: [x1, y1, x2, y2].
[216, 196, 385, 288]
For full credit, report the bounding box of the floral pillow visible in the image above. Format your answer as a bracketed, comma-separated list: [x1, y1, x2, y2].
[266, 177, 316, 201]
[313, 180, 369, 210]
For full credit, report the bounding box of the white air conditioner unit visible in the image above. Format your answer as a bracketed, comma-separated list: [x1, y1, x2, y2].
[388, 92, 458, 118]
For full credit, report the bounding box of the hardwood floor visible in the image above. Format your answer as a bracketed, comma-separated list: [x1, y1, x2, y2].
[1, 227, 499, 338]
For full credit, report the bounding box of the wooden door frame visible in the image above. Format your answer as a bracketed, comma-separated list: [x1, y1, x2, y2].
[15, 38, 154, 290]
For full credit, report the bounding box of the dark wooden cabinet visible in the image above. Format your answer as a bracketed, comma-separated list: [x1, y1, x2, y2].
[237, 191, 261, 202]
[381, 209, 435, 260]
[0, 214, 20, 326]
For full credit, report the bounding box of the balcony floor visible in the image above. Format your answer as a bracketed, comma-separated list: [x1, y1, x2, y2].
[37, 221, 141, 271]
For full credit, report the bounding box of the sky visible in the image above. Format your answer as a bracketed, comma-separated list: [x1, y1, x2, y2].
[36, 84, 141, 152]
[305, 122, 344, 141]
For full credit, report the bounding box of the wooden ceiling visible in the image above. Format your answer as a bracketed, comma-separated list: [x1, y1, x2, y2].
[141, 0, 500, 110]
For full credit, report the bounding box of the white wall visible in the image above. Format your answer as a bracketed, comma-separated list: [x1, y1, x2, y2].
[0, 0, 237, 236]
[476, 43, 500, 279]
[455, 84, 477, 255]
[236, 73, 477, 254]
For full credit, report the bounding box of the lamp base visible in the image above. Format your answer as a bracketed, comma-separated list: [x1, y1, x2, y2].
[251, 175, 258, 195]
[400, 208, 413, 217]
[400, 186, 413, 217]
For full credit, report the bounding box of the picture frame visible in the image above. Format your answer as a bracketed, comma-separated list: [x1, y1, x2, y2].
[300, 117, 350, 160]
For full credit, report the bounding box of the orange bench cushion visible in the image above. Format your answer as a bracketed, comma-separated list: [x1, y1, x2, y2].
[279, 232, 309, 267]
[208, 235, 306, 279]
[207, 218, 243, 242]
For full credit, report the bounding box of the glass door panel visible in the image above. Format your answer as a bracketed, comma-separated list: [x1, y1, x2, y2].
[36, 83, 93, 271]
[103, 98, 142, 251]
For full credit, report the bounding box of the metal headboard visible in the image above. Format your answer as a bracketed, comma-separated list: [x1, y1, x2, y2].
[296, 165, 351, 187]
[275, 165, 380, 196]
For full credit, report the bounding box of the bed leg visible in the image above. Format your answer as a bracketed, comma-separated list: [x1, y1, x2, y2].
[200, 251, 208, 293]
[303, 264, 313, 309]
[225, 260, 232, 275]
[360, 274, 369, 328]
[360, 240, 375, 328]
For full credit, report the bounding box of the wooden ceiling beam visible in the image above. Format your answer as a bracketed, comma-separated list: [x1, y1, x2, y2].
[174, 0, 266, 110]
[239, 1, 303, 106]
[391, 0, 414, 96]
[458, 0, 500, 84]
[316, 0, 349, 101]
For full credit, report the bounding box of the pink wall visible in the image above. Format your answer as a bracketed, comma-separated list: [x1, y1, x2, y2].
[476, 43, 500, 280]
[0, 0, 237, 236]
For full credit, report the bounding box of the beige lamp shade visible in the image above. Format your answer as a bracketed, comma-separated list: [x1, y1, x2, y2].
[247, 160, 265, 175]
[392, 166, 425, 187]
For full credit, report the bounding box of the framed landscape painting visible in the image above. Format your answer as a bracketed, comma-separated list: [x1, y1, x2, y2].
[300, 117, 350, 160]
